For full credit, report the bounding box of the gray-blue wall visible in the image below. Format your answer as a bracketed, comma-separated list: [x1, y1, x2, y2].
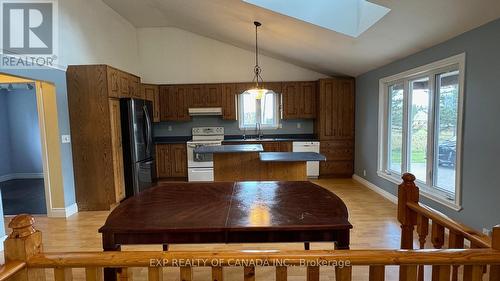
[3, 88, 43, 175]
[0, 68, 76, 208]
[355, 18, 500, 231]
[154, 117, 314, 137]
[0, 93, 11, 178]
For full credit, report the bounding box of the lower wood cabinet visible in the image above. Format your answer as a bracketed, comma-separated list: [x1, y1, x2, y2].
[156, 144, 187, 179]
[319, 140, 354, 177]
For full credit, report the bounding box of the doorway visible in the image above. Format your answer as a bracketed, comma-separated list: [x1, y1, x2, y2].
[0, 73, 66, 217]
[0, 81, 46, 214]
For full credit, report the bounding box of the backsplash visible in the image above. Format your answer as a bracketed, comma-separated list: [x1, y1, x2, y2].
[154, 116, 314, 137]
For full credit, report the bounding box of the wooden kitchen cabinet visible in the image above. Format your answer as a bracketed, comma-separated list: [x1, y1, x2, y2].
[156, 144, 187, 179]
[67, 65, 132, 211]
[222, 83, 237, 120]
[189, 84, 223, 108]
[159, 85, 190, 121]
[316, 77, 355, 177]
[107, 67, 120, 98]
[109, 99, 126, 202]
[129, 75, 142, 99]
[317, 78, 355, 140]
[282, 81, 317, 119]
[142, 84, 160, 122]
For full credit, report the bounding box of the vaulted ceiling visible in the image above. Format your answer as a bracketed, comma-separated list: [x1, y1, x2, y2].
[102, 0, 500, 76]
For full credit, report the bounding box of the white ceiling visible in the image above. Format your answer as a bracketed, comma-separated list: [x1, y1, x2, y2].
[102, 0, 500, 77]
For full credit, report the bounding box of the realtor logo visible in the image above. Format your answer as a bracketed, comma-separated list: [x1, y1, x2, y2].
[1, 0, 58, 68]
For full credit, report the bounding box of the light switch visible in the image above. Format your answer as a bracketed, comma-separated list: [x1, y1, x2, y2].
[168, 125, 173, 132]
[61, 135, 71, 144]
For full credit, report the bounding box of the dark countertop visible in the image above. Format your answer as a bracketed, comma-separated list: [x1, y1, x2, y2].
[259, 152, 327, 162]
[154, 136, 191, 144]
[223, 134, 318, 143]
[154, 134, 318, 144]
[194, 144, 264, 154]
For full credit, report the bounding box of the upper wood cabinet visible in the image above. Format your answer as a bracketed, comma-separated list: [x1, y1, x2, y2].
[129, 76, 142, 99]
[317, 78, 355, 140]
[107, 66, 141, 99]
[262, 82, 282, 94]
[282, 81, 317, 119]
[222, 83, 237, 120]
[107, 67, 120, 98]
[142, 84, 160, 122]
[159, 85, 190, 121]
[190, 84, 223, 107]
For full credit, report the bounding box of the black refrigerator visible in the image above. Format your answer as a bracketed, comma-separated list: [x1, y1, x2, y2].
[121, 99, 156, 197]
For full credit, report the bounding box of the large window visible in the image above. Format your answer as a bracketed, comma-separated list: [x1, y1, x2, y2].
[378, 54, 464, 210]
[238, 90, 280, 129]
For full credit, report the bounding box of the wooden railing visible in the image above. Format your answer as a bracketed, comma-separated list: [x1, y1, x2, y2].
[0, 173, 499, 281]
[398, 173, 499, 281]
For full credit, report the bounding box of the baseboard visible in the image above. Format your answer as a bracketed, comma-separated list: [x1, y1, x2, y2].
[0, 173, 44, 182]
[49, 203, 78, 218]
[0, 234, 7, 251]
[352, 174, 398, 204]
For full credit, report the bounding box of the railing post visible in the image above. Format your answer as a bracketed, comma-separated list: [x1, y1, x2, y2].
[3, 214, 46, 281]
[491, 225, 500, 281]
[398, 173, 419, 249]
[398, 173, 419, 281]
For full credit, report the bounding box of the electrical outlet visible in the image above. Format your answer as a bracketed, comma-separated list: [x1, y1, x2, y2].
[61, 135, 71, 144]
[168, 125, 172, 132]
[483, 228, 492, 237]
[363, 169, 367, 177]
[297, 123, 302, 129]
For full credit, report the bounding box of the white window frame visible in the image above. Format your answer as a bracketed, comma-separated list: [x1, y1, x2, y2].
[377, 53, 465, 211]
[238, 91, 281, 130]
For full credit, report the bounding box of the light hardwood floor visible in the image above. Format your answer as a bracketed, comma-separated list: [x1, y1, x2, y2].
[3, 179, 412, 281]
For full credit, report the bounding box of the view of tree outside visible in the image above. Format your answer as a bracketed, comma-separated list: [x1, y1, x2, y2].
[435, 70, 459, 193]
[409, 77, 430, 182]
[388, 83, 403, 173]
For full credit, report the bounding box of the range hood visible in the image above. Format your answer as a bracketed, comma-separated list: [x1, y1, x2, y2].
[188, 107, 223, 116]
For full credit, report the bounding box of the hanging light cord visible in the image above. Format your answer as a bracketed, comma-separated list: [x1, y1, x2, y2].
[253, 21, 263, 88]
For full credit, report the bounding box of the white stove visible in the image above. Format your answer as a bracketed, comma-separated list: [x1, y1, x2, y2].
[187, 127, 224, 182]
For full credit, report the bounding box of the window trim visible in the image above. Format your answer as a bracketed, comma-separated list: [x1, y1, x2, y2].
[237, 91, 281, 130]
[377, 53, 465, 211]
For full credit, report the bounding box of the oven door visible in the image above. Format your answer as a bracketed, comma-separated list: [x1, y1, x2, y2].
[187, 141, 221, 168]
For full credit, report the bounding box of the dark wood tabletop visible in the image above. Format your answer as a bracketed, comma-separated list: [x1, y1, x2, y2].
[99, 181, 352, 251]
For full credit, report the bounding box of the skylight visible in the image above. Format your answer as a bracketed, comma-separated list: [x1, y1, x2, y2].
[242, 0, 390, 38]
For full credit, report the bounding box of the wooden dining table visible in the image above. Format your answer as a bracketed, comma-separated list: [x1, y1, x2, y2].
[99, 181, 352, 280]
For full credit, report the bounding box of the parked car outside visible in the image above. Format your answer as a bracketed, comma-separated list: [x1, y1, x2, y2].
[438, 136, 456, 167]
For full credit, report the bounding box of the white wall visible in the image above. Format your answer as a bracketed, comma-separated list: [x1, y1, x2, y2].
[57, 0, 139, 74]
[137, 27, 328, 84]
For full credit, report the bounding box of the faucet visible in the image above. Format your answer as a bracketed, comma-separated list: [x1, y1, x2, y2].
[256, 123, 263, 140]
[243, 128, 246, 140]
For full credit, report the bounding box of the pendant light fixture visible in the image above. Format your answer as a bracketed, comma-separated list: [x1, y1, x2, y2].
[247, 21, 268, 99]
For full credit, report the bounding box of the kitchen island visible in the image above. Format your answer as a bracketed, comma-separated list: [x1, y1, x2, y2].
[194, 144, 326, 181]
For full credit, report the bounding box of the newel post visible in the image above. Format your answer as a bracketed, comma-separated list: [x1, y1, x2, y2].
[398, 173, 419, 250]
[490, 225, 500, 281]
[4, 214, 46, 281]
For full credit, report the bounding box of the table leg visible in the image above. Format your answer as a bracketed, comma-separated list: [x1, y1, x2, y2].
[163, 244, 169, 251]
[335, 230, 350, 250]
[103, 233, 120, 281]
[304, 242, 310, 250]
